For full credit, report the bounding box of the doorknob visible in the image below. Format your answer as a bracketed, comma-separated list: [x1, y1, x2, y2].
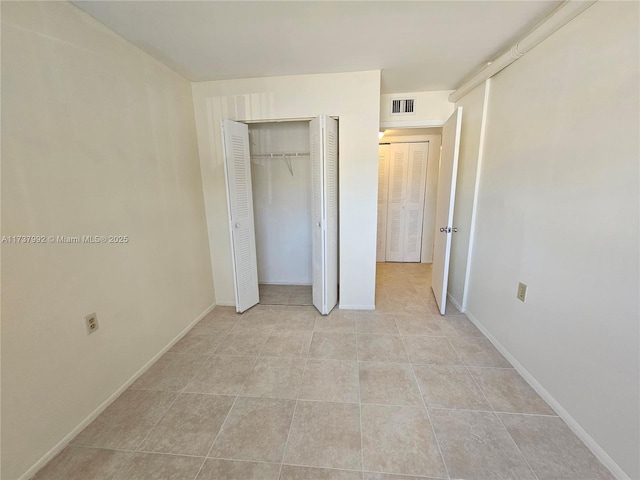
[234, 223, 240, 228]
[439, 227, 447, 232]
[316, 222, 321, 227]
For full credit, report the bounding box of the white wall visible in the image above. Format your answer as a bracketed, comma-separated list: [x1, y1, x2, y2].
[1, 3, 214, 479]
[249, 122, 312, 285]
[463, 2, 639, 478]
[192, 71, 381, 309]
[380, 90, 454, 128]
[448, 81, 489, 308]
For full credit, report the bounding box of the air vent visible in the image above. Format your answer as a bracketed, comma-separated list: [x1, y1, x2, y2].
[390, 98, 416, 115]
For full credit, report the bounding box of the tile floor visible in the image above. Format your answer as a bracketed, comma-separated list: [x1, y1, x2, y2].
[34, 263, 614, 480]
[259, 284, 313, 306]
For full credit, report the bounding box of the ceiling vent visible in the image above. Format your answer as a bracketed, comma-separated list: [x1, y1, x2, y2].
[390, 98, 416, 115]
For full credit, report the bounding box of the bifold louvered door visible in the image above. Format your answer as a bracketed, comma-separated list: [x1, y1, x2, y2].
[221, 120, 259, 313]
[404, 144, 429, 260]
[310, 115, 338, 315]
[376, 145, 390, 262]
[384, 143, 429, 262]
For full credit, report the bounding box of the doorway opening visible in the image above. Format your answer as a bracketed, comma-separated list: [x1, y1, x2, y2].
[377, 128, 442, 264]
[249, 121, 313, 306]
[375, 115, 463, 316]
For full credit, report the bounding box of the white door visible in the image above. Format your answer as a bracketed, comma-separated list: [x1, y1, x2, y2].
[402, 143, 429, 262]
[385, 144, 408, 261]
[432, 107, 463, 315]
[310, 115, 338, 315]
[384, 143, 429, 262]
[376, 145, 390, 262]
[221, 119, 259, 313]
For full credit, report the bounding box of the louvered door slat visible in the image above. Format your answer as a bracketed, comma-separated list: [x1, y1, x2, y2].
[310, 115, 338, 315]
[377, 145, 390, 262]
[324, 117, 338, 314]
[402, 143, 429, 262]
[385, 144, 408, 262]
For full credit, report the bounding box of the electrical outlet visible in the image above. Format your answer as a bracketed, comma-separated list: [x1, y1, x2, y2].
[85, 313, 99, 334]
[517, 283, 527, 302]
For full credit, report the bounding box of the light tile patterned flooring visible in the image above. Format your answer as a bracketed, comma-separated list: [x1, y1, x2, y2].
[259, 284, 313, 306]
[34, 263, 614, 480]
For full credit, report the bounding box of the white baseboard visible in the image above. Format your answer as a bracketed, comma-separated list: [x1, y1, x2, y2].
[339, 304, 376, 310]
[20, 302, 217, 480]
[464, 309, 629, 480]
[215, 300, 236, 307]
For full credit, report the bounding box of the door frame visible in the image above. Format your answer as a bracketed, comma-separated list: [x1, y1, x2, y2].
[376, 121, 473, 313]
[378, 130, 442, 264]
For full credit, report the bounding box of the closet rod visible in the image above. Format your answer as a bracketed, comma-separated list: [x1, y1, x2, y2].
[250, 152, 310, 158]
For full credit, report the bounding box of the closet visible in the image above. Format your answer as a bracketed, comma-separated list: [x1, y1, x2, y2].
[377, 142, 429, 262]
[221, 116, 338, 315]
[249, 122, 312, 305]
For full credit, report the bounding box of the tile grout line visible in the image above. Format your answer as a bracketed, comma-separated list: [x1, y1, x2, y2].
[416, 405, 560, 417]
[355, 320, 366, 477]
[182, 309, 242, 359]
[133, 449, 207, 459]
[180, 309, 257, 402]
[131, 392, 182, 452]
[493, 412, 541, 480]
[199, 455, 279, 466]
[459, 336, 542, 480]
[255, 307, 293, 480]
[191, 371, 241, 478]
[466, 360, 542, 480]
[276, 349, 310, 479]
[397, 314, 452, 480]
[87, 389, 186, 480]
[141, 312, 242, 396]
[194, 321, 267, 480]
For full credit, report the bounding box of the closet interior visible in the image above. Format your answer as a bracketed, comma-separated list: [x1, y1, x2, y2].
[249, 121, 313, 306]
